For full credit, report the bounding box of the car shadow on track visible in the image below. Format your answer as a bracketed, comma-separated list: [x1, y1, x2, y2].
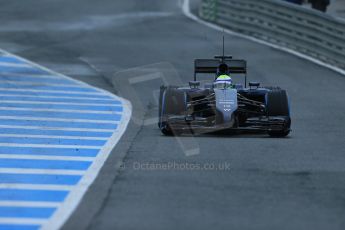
[157, 129, 292, 139]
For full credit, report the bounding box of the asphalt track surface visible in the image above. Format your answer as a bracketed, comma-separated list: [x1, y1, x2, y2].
[1, 0, 345, 229]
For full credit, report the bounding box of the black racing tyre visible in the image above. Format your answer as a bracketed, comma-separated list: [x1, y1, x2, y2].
[158, 85, 166, 128]
[268, 121, 291, 137]
[266, 90, 289, 116]
[158, 86, 186, 135]
[266, 90, 291, 137]
[160, 122, 173, 136]
[162, 87, 186, 115]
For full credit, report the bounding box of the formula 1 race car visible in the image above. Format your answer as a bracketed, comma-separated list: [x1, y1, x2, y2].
[158, 55, 291, 137]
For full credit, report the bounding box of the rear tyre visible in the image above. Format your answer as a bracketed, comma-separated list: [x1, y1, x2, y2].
[158, 86, 186, 136]
[266, 90, 291, 137]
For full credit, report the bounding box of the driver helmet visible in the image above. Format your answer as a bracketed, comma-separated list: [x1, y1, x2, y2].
[214, 75, 233, 89]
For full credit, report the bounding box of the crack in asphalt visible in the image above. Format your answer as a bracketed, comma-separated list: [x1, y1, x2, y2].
[86, 109, 149, 230]
[78, 56, 118, 94]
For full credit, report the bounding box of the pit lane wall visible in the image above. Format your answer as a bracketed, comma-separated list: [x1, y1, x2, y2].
[199, 0, 345, 70]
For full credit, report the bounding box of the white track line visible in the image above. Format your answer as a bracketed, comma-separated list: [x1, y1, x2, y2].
[0, 134, 108, 141]
[0, 80, 84, 87]
[41, 88, 132, 230]
[0, 154, 94, 162]
[0, 88, 105, 96]
[0, 218, 47, 225]
[0, 184, 73, 191]
[0, 93, 114, 101]
[0, 201, 60, 208]
[0, 168, 85, 176]
[0, 143, 101, 149]
[0, 72, 62, 79]
[0, 116, 119, 124]
[182, 0, 345, 76]
[0, 62, 32, 68]
[0, 48, 132, 230]
[0, 100, 120, 107]
[0, 107, 121, 115]
[0, 125, 114, 132]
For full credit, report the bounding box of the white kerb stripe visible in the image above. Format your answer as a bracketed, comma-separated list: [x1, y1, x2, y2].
[41, 88, 132, 230]
[0, 201, 60, 208]
[0, 100, 120, 107]
[0, 107, 122, 115]
[0, 93, 115, 101]
[0, 72, 62, 79]
[0, 62, 32, 68]
[0, 48, 132, 230]
[0, 218, 47, 225]
[0, 116, 119, 124]
[0, 154, 94, 161]
[0, 134, 108, 141]
[0, 80, 81, 87]
[0, 184, 73, 191]
[0, 168, 85, 176]
[0, 143, 101, 149]
[0, 88, 105, 96]
[0, 124, 115, 132]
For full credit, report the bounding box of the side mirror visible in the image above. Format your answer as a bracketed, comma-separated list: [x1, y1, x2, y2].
[189, 81, 200, 89]
[249, 82, 260, 89]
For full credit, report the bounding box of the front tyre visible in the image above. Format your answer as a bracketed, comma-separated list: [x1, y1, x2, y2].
[266, 90, 291, 137]
[158, 86, 186, 136]
[268, 117, 291, 137]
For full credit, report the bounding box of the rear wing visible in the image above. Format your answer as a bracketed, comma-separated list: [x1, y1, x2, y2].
[194, 59, 247, 85]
